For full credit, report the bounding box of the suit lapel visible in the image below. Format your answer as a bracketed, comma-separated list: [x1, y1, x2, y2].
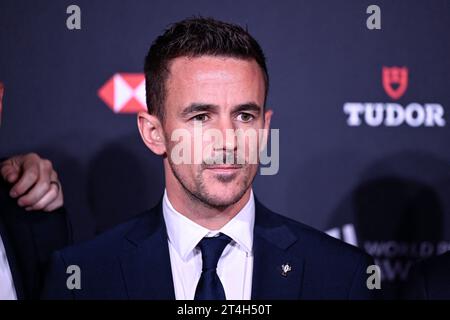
[119, 201, 175, 299]
[251, 200, 304, 300]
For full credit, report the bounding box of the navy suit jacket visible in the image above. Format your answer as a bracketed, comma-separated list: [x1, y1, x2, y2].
[42, 198, 375, 299]
[0, 179, 71, 299]
[404, 252, 450, 299]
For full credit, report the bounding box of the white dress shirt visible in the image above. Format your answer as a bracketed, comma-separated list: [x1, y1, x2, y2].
[163, 189, 255, 300]
[0, 233, 17, 300]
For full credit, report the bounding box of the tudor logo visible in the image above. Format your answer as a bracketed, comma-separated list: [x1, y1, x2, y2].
[343, 66, 446, 127]
[98, 73, 146, 113]
[382, 66, 408, 100]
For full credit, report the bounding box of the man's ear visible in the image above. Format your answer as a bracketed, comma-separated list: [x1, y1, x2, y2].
[137, 111, 166, 155]
[260, 109, 273, 150]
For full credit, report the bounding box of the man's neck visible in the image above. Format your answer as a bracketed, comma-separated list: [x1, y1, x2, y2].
[165, 187, 252, 230]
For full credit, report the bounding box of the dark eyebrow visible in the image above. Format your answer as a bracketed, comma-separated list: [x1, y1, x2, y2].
[180, 103, 219, 117]
[231, 102, 262, 114]
[180, 102, 262, 118]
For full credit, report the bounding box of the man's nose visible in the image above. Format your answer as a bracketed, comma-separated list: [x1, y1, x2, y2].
[215, 117, 237, 152]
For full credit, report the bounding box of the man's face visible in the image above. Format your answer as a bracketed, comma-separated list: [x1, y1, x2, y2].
[162, 56, 271, 208]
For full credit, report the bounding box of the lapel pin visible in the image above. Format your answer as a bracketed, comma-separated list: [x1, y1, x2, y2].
[281, 263, 292, 277]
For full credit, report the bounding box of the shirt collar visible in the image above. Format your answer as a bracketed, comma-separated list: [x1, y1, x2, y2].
[162, 189, 255, 261]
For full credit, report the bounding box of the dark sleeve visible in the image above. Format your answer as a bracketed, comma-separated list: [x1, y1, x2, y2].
[348, 254, 378, 300]
[41, 250, 75, 300]
[29, 206, 73, 282]
[0, 178, 73, 299]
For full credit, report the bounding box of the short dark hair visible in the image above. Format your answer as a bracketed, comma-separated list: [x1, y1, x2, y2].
[144, 17, 269, 120]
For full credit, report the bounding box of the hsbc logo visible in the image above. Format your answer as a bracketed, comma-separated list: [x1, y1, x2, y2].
[98, 73, 146, 113]
[343, 66, 446, 127]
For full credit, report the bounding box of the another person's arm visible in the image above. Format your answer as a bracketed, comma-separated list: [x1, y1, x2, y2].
[0, 153, 71, 299]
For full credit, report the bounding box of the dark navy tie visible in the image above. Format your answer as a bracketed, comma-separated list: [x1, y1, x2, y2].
[194, 233, 232, 300]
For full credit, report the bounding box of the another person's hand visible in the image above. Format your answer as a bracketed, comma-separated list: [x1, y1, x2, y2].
[0, 153, 64, 212]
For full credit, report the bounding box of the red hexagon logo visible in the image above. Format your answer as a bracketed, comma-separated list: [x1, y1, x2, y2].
[98, 73, 147, 113]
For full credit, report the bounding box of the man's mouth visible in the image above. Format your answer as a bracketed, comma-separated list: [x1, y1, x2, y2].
[203, 164, 243, 174]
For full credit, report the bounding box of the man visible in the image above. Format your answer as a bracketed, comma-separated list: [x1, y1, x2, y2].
[404, 252, 450, 299]
[0, 153, 70, 299]
[43, 17, 374, 300]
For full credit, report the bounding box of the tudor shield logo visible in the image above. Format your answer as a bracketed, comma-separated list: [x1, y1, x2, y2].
[382, 66, 408, 100]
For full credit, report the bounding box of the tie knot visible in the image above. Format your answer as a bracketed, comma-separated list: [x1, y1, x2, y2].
[197, 233, 232, 271]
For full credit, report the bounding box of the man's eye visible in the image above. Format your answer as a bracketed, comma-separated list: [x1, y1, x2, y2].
[237, 113, 254, 122]
[192, 114, 209, 122]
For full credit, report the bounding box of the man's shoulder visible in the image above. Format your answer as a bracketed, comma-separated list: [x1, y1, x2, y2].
[256, 201, 372, 263]
[56, 209, 156, 263]
[255, 201, 375, 299]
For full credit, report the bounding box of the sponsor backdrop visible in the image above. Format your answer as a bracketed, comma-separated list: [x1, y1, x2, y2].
[1, 0, 449, 298]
